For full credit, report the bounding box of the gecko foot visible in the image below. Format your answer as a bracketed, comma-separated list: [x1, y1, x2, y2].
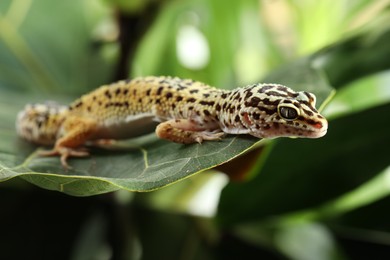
[194, 131, 226, 143]
[38, 147, 89, 169]
[156, 120, 225, 144]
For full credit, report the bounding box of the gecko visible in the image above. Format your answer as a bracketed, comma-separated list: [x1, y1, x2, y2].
[16, 76, 328, 168]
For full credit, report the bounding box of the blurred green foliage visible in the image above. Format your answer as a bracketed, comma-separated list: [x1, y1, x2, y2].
[1, 0, 390, 259]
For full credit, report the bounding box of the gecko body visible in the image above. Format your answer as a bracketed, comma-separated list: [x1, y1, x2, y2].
[16, 76, 328, 167]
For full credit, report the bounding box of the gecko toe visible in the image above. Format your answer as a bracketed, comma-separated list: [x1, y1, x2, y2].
[38, 147, 89, 168]
[195, 131, 225, 142]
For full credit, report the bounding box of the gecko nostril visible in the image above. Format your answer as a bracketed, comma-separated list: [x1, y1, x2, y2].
[313, 122, 323, 129]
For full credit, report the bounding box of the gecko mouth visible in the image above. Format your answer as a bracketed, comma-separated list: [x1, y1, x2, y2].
[307, 128, 327, 138]
[258, 125, 328, 139]
[304, 123, 328, 138]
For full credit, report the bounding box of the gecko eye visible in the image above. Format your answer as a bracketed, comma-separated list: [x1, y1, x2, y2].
[278, 105, 299, 120]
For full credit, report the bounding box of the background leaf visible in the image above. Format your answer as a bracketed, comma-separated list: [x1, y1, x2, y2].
[0, 0, 115, 94]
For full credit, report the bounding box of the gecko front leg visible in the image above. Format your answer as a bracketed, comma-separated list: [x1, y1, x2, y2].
[155, 119, 225, 144]
[39, 116, 98, 168]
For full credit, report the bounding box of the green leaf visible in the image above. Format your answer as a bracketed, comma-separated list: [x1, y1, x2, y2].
[0, 0, 114, 94]
[314, 13, 390, 88]
[135, 208, 215, 260]
[1, 109, 259, 195]
[274, 222, 340, 260]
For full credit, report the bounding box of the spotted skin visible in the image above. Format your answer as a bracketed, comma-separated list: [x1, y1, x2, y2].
[16, 76, 328, 168]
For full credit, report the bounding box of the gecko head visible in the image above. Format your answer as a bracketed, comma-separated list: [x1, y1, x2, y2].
[242, 84, 328, 139]
[16, 102, 67, 145]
